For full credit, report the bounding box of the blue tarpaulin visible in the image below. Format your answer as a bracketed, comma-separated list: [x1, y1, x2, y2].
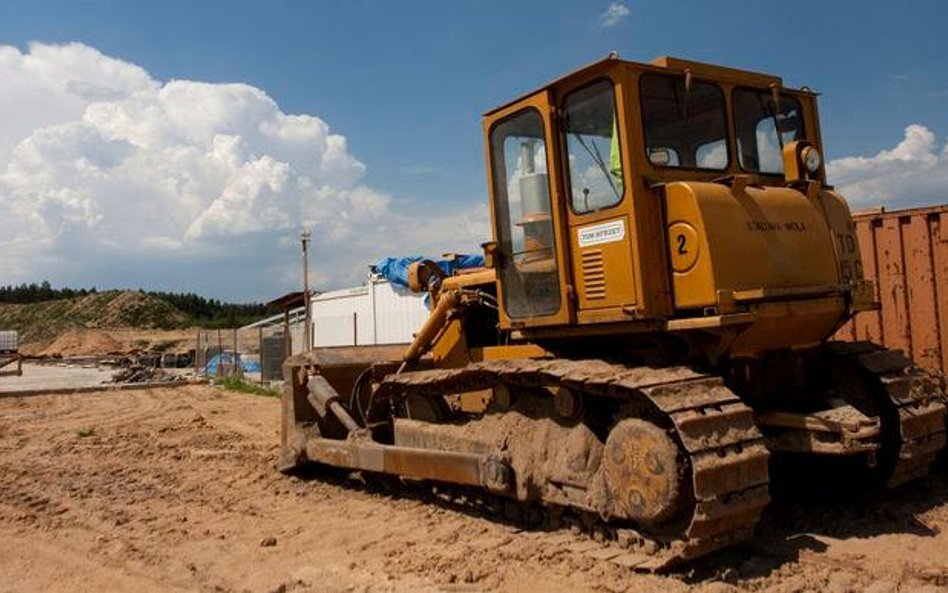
[205, 352, 261, 374]
[374, 254, 485, 288]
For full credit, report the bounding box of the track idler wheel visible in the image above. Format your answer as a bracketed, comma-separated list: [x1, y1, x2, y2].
[602, 419, 682, 525]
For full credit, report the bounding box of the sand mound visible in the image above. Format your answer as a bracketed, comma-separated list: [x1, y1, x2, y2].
[38, 329, 129, 357]
[0, 290, 190, 352]
[95, 290, 187, 328]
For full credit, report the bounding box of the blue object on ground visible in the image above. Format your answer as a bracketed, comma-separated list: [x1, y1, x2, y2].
[205, 352, 261, 374]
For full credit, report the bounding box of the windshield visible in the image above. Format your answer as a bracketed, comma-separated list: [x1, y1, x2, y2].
[733, 89, 805, 174]
[562, 80, 624, 214]
[640, 73, 728, 170]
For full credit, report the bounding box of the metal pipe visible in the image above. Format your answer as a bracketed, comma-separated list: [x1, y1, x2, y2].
[301, 229, 312, 351]
[307, 374, 360, 433]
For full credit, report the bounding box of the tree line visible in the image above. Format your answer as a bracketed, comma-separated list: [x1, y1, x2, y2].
[0, 282, 268, 327]
[146, 290, 267, 327]
[0, 281, 95, 303]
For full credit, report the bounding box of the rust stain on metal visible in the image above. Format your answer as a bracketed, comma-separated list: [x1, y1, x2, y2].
[836, 204, 948, 372]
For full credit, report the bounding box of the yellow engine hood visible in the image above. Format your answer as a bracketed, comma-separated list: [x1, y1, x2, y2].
[665, 181, 840, 310]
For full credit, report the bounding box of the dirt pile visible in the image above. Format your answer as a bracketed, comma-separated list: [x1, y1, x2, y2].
[19, 327, 197, 358]
[0, 291, 193, 357]
[0, 290, 188, 346]
[94, 290, 187, 328]
[1, 384, 947, 593]
[35, 329, 128, 358]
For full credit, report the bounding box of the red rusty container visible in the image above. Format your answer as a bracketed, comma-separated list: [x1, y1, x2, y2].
[835, 204, 948, 371]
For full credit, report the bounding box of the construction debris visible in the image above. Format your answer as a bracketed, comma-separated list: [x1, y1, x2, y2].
[110, 365, 178, 384]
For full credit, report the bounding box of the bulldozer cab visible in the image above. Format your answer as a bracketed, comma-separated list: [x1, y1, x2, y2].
[483, 55, 859, 343]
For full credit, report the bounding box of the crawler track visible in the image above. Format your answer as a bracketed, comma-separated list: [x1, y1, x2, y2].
[825, 342, 947, 488]
[374, 359, 771, 569]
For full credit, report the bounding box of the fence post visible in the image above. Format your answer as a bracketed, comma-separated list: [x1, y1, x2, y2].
[233, 327, 240, 378]
[256, 328, 260, 381]
[216, 328, 223, 378]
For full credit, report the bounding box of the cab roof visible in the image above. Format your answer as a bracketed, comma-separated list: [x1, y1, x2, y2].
[484, 54, 786, 117]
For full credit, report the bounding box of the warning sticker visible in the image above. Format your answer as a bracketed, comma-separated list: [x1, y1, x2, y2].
[578, 219, 625, 247]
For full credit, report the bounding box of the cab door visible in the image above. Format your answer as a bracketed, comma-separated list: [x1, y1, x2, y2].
[484, 91, 574, 329]
[559, 79, 638, 319]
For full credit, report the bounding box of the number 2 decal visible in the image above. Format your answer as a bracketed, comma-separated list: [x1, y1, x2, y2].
[676, 234, 688, 255]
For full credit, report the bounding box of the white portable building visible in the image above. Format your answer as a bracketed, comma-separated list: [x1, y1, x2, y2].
[311, 277, 428, 348]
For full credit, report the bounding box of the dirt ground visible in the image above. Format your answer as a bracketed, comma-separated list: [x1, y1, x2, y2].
[2, 384, 947, 593]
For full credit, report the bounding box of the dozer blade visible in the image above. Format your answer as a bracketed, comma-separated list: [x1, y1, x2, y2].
[303, 437, 511, 493]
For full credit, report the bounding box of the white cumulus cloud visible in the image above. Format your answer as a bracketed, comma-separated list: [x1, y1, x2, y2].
[0, 42, 487, 300]
[827, 124, 948, 210]
[599, 2, 630, 27]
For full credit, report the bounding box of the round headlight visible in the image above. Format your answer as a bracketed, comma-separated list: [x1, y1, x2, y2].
[802, 146, 822, 173]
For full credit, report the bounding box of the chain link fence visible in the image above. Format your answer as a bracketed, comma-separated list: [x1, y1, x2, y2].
[192, 322, 303, 386]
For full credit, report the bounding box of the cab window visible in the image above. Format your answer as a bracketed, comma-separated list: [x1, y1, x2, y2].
[640, 73, 728, 170]
[733, 89, 805, 174]
[488, 108, 561, 318]
[562, 80, 624, 214]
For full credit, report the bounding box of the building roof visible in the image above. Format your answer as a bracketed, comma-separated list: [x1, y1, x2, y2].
[265, 290, 317, 310]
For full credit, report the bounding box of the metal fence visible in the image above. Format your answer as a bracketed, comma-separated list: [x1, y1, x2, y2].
[191, 324, 297, 384]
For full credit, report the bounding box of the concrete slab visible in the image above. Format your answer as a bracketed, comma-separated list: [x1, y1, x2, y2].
[0, 362, 115, 393]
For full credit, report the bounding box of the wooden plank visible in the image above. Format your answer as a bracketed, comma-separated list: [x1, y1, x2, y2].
[876, 217, 911, 352]
[933, 212, 948, 372]
[902, 215, 941, 368]
[854, 218, 882, 342]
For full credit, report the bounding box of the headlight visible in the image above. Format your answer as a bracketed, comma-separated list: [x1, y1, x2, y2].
[802, 146, 822, 173]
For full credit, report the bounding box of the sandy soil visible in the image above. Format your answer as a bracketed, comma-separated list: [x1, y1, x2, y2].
[18, 328, 201, 358]
[1, 384, 947, 593]
[19, 326, 264, 360]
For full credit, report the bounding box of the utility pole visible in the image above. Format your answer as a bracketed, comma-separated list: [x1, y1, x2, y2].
[301, 228, 312, 351]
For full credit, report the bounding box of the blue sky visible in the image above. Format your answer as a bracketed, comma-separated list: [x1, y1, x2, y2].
[0, 1, 946, 300]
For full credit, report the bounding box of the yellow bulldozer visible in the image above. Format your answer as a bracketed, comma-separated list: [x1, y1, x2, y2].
[280, 55, 947, 568]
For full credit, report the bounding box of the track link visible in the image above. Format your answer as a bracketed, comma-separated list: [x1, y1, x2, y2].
[826, 342, 947, 488]
[375, 359, 770, 569]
